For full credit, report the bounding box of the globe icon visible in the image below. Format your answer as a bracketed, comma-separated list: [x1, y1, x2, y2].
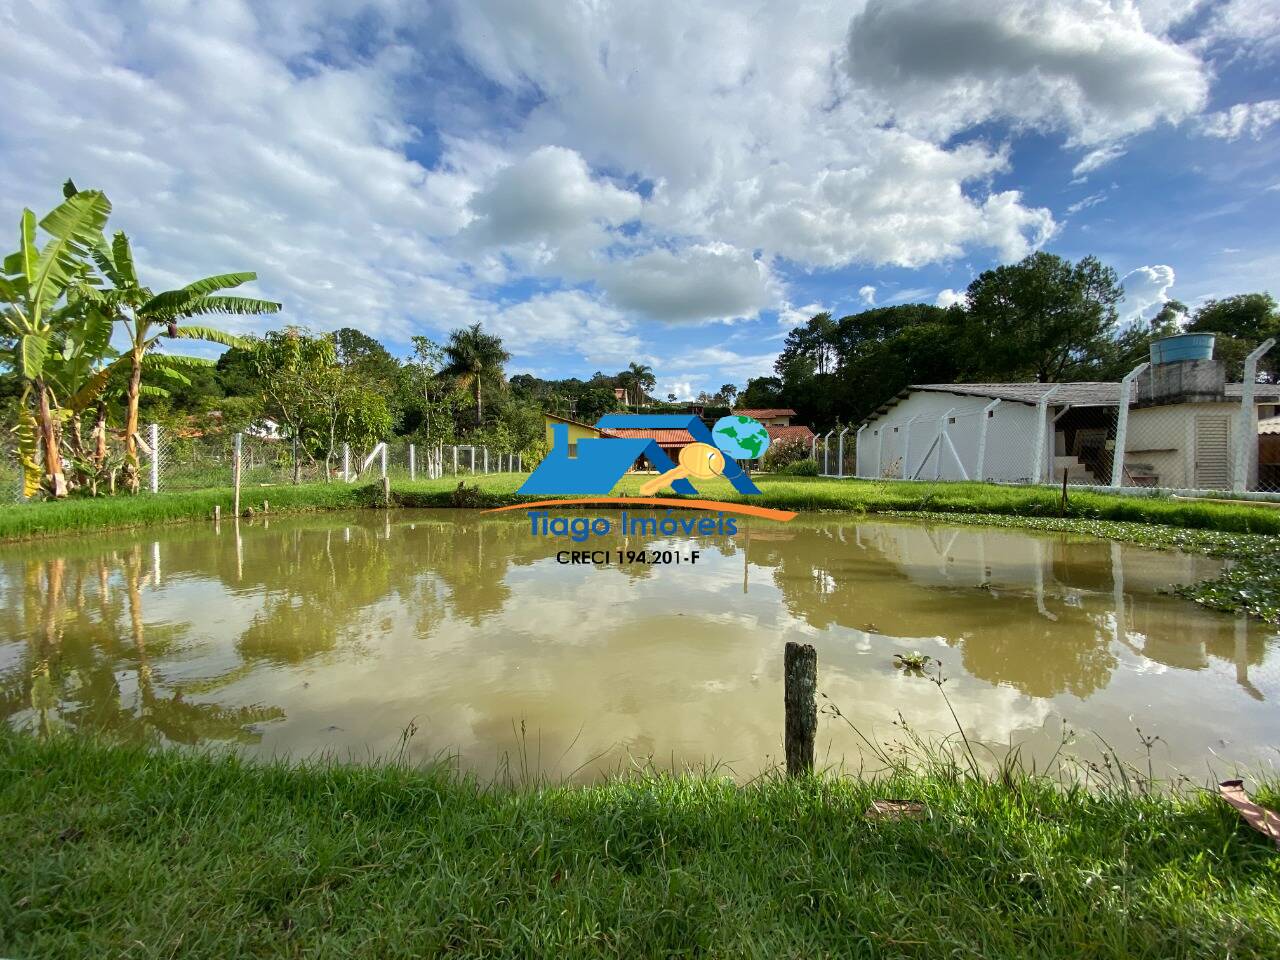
[712, 415, 770, 460]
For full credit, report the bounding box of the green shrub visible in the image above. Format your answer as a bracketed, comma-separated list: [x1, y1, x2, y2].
[779, 459, 818, 476]
[763, 436, 810, 471]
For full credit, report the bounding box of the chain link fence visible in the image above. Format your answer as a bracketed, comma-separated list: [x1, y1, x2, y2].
[145, 431, 526, 493]
[854, 359, 1280, 497]
[813, 430, 858, 478]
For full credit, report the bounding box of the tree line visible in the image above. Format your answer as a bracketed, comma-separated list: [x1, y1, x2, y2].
[742, 252, 1279, 430]
[1, 182, 676, 498]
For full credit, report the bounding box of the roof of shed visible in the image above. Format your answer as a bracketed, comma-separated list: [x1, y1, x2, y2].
[866, 381, 1280, 418]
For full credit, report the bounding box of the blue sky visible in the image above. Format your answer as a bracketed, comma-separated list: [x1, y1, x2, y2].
[1, 0, 1277, 399]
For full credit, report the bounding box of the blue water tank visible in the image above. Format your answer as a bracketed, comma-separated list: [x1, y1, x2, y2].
[1149, 333, 1215, 365]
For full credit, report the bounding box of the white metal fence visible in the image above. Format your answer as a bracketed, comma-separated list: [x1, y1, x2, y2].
[146, 431, 525, 493]
[853, 355, 1280, 497]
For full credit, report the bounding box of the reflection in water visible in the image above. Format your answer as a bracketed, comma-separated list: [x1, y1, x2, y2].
[1, 511, 1275, 781]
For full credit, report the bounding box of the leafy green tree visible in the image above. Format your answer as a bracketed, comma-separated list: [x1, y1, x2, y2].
[1187, 293, 1279, 380]
[963, 252, 1123, 382]
[246, 328, 336, 483]
[441, 323, 510, 426]
[618, 361, 656, 405]
[88, 230, 280, 491]
[0, 184, 111, 496]
[739, 376, 784, 409]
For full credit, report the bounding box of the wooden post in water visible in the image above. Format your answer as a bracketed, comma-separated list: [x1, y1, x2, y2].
[784, 641, 817, 777]
[382, 475, 391, 509]
[233, 432, 242, 518]
[263, 500, 269, 515]
[213, 505, 221, 522]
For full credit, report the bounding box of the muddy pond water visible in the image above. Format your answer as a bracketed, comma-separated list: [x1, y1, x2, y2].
[2, 509, 1275, 782]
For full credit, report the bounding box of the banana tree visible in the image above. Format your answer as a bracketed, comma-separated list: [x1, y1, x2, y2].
[0, 186, 111, 497]
[89, 231, 280, 492]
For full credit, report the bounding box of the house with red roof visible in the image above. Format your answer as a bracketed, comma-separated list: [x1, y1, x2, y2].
[732, 408, 815, 449]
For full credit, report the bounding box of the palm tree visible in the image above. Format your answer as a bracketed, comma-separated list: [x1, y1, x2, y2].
[89, 231, 280, 491]
[622, 361, 656, 406]
[441, 323, 510, 425]
[0, 185, 111, 496]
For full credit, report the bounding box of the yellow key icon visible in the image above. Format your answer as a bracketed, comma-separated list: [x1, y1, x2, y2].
[639, 442, 726, 496]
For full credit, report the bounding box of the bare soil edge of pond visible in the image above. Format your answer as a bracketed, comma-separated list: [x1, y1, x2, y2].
[3, 732, 1278, 959]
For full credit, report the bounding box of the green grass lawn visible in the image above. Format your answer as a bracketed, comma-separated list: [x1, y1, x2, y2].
[4, 472, 1280, 541]
[2, 734, 1278, 959]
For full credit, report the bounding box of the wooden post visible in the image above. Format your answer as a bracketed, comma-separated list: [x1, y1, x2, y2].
[233, 432, 242, 518]
[784, 641, 817, 777]
[1060, 468, 1069, 515]
[382, 475, 391, 509]
[213, 505, 221, 522]
[263, 500, 269, 515]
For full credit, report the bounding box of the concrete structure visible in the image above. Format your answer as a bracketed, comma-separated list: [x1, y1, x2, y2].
[856, 369, 1280, 489]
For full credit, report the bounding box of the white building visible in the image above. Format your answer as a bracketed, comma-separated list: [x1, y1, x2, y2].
[855, 352, 1280, 491]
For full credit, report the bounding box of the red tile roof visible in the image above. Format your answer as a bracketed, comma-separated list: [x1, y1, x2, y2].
[733, 408, 796, 419]
[766, 425, 814, 443]
[604, 428, 696, 446]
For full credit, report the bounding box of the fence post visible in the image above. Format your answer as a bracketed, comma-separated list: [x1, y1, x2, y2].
[380, 444, 387, 479]
[148, 423, 159, 493]
[854, 423, 868, 477]
[810, 435, 817, 462]
[1111, 363, 1148, 488]
[1032, 385, 1061, 484]
[876, 422, 885, 477]
[836, 426, 849, 479]
[935, 408, 954, 480]
[901, 414, 921, 479]
[484, 447, 489, 473]
[409, 443, 416, 481]
[976, 398, 1002, 482]
[517, 452, 522, 473]
[784, 641, 816, 777]
[822, 430, 834, 475]
[1235, 338, 1275, 493]
[233, 432, 242, 518]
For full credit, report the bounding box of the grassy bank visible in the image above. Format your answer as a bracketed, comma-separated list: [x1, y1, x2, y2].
[5, 473, 1280, 542]
[2, 734, 1278, 959]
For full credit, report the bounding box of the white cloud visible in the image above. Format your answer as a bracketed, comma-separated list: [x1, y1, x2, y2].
[1120, 264, 1177, 321]
[655, 379, 697, 402]
[462, 145, 641, 246]
[1072, 144, 1127, 178]
[858, 285, 877, 306]
[451, 0, 1058, 271]
[0, 0, 1250, 378]
[777, 301, 826, 327]
[1197, 0, 1280, 56]
[845, 0, 1208, 146]
[593, 243, 776, 324]
[1066, 190, 1109, 214]
[1197, 100, 1280, 141]
[935, 288, 966, 308]
[486, 289, 642, 367]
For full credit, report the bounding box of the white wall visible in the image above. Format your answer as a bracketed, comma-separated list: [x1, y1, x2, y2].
[857, 391, 1044, 482]
[1125, 402, 1238, 489]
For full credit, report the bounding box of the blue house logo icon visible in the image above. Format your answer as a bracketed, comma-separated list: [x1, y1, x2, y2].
[519, 414, 763, 496]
